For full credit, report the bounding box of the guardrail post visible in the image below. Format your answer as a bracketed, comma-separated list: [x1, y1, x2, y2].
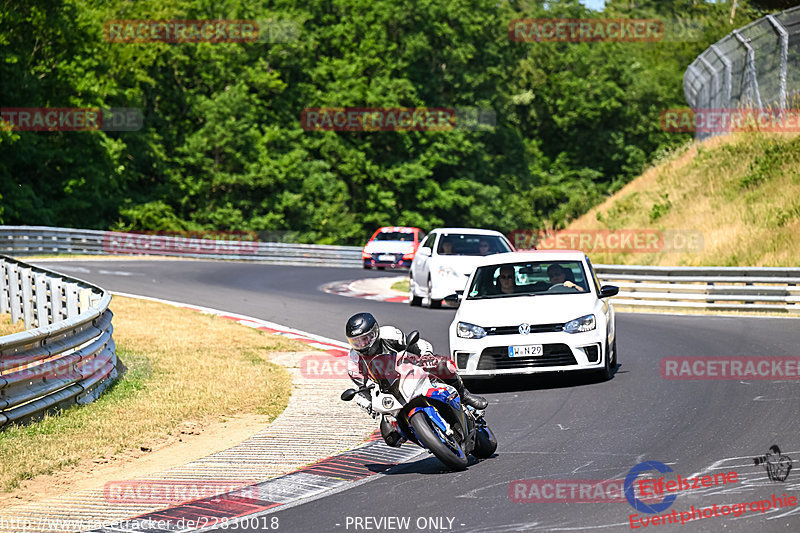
[34, 273, 49, 327]
[79, 288, 91, 314]
[8, 264, 21, 324]
[0, 261, 8, 314]
[65, 283, 79, 318]
[20, 267, 34, 328]
[50, 277, 64, 322]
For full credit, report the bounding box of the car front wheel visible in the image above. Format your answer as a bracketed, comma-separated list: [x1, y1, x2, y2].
[409, 275, 422, 306]
[596, 340, 612, 381]
[427, 277, 441, 309]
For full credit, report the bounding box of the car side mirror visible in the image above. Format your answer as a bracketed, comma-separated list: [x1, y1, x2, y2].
[443, 293, 461, 305]
[599, 285, 619, 298]
[405, 330, 420, 349]
[417, 247, 431, 257]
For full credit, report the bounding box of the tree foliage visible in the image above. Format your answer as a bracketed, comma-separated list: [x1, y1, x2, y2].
[0, 0, 769, 242]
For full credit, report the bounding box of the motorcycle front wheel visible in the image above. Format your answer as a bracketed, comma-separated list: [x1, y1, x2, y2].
[473, 426, 497, 458]
[410, 411, 468, 471]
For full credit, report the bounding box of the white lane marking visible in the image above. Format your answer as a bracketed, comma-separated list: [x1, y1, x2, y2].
[456, 479, 513, 499]
[572, 461, 593, 474]
[753, 395, 800, 401]
[98, 269, 141, 276]
[46, 265, 91, 273]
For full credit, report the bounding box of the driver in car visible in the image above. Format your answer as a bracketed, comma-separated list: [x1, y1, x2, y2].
[547, 264, 584, 292]
[345, 312, 488, 447]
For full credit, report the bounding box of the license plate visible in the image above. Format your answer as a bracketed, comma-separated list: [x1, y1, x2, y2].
[509, 344, 543, 357]
[378, 254, 395, 261]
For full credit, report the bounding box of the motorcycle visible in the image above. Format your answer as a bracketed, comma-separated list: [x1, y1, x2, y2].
[341, 330, 497, 471]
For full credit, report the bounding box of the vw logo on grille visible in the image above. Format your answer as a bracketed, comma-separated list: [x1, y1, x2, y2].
[518, 323, 531, 335]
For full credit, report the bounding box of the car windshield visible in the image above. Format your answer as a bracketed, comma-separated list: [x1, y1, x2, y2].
[466, 260, 590, 299]
[436, 234, 512, 256]
[373, 231, 415, 241]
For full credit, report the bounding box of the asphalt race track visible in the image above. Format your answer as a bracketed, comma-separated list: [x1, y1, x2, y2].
[34, 259, 800, 532]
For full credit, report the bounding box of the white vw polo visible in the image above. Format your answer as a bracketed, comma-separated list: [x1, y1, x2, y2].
[447, 251, 619, 380]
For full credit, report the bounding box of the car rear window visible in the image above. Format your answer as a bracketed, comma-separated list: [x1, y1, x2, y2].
[467, 260, 589, 299]
[436, 234, 512, 256]
[373, 231, 415, 241]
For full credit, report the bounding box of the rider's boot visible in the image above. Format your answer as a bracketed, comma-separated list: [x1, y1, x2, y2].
[443, 374, 488, 410]
[380, 416, 406, 448]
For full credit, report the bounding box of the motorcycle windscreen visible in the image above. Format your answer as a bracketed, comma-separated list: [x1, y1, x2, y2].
[398, 364, 435, 399]
[361, 353, 400, 386]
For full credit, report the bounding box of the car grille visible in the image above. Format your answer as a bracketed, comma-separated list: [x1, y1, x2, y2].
[477, 344, 577, 370]
[486, 323, 564, 335]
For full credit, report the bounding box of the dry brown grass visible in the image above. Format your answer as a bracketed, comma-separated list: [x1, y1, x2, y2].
[568, 132, 800, 267]
[0, 296, 306, 492]
[0, 315, 26, 336]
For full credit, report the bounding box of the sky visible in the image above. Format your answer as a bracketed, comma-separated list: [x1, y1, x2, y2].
[580, 0, 606, 9]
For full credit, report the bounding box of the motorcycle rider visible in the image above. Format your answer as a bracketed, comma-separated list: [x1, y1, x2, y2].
[345, 312, 488, 447]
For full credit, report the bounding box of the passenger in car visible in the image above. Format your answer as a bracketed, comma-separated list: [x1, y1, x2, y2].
[497, 265, 517, 294]
[439, 239, 454, 255]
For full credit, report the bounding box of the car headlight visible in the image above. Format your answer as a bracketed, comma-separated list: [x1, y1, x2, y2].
[457, 322, 486, 339]
[437, 265, 460, 278]
[564, 314, 596, 333]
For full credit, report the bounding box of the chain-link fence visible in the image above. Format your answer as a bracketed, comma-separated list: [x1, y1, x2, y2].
[684, 6, 800, 139]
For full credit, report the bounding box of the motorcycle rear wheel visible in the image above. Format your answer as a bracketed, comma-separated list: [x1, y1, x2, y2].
[410, 411, 468, 471]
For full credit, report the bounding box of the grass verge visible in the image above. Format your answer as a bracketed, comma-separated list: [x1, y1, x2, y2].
[0, 315, 26, 336]
[390, 279, 410, 292]
[0, 296, 306, 492]
[568, 132, 800, 267]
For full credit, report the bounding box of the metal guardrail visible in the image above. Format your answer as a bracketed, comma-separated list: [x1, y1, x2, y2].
[2, 225, 798, 315]
[0, 255, 117, 429]
[684, 6, 800, 140]
[595, 264, 800, 314]
[0, 225, 361, 267]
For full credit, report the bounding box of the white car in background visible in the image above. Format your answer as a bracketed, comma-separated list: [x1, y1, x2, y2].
[409, 228, 514, 308]
[448, 251, 619, 380]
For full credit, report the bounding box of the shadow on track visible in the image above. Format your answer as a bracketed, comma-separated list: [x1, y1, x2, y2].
[464, 364, 625, 394]
[373, 453, 498, 476]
